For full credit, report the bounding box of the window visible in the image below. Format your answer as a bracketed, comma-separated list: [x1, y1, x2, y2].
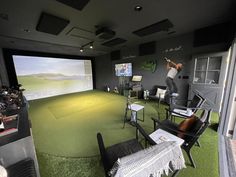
[193, 56, 222, 84]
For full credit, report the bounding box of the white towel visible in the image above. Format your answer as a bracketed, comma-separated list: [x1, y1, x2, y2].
[0, 122, 4, 129]
[110, 141, 185, 177]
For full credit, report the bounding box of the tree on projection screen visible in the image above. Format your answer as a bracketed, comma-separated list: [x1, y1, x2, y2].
[13, 55, 93, 100]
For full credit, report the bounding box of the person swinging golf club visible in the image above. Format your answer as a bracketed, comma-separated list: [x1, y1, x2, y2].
[164, 57, 183, 105]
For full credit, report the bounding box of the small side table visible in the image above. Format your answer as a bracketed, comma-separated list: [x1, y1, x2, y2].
[123, 103, 144, 128]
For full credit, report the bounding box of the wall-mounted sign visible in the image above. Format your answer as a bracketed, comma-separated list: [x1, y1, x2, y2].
[141, 60, 157, 73]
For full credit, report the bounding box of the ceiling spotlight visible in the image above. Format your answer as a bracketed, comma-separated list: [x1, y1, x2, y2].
[89, 42, 93, 49]
[134, 5, 142, 11]
[80, 47, 83, 52]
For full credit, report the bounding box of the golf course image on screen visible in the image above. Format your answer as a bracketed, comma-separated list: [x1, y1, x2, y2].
[13, 55, 93, 100]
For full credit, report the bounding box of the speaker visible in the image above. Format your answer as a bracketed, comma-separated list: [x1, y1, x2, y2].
[110, 50, 121, 60]
[193, 22, 233, 47]
[139, 41, 156, 56]
[36, 12, 69, 35]
[133, 19, 173, 37]
[102, 38, 127, 47]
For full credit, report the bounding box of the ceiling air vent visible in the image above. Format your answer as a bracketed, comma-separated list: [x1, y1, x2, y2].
[102, 38, 127, 47]
[56, 0, 90, 11]
[36, 12, 69, 35]
[95, 27, 116, 40]
[133, 19, 173, 37]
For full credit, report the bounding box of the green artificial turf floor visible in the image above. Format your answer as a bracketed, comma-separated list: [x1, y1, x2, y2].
[29, 90, 219, 177]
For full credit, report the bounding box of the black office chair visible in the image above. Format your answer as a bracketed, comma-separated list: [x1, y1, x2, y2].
[152, 109, 212, 168]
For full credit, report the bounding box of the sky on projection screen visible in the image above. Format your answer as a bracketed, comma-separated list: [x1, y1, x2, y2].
[13, 55, 93, 100]
[13, 56, 86, 76]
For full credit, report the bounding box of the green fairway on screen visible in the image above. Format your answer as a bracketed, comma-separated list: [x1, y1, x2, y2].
[13, 55, 93, 100]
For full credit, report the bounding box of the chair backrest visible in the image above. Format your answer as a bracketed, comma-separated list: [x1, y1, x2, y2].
[97, 133, 110, 177]
[183, 109, 211, 149]
[188, 94, 205, 112]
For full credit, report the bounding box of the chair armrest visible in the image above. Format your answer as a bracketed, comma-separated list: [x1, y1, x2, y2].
[166, 107, 204, 119]
[133, 101, 142, 104]
[171, 104, 188, 110]
[151, 118, 199, 138]
[162, 126, 200, 138]
[150, 111, 166, 129]
[147, 95, 160, 99]
[151, 117, 162, 130]
[165, 108, 192, 119]
[151, 117, 162, 124]
[174, 99, 192, 102]
[171, 104, 202, 110]
[134, 122, 156, 146]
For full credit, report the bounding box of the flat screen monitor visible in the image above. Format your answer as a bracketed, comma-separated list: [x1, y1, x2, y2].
[132, 75, 142, 82]
[115, 63, 132, 76]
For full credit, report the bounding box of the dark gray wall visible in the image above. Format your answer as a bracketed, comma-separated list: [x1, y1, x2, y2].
[94, 32, 229, 102]
[0, 48, 9, 87]
[0, 32, 229, 101]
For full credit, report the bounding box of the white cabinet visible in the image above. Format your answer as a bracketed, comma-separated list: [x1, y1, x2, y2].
[194, 56, 222, 84]
[190, 51, 228, 113]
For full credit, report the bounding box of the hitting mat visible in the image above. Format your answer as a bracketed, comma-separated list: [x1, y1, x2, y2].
[29, 90, 157, 157]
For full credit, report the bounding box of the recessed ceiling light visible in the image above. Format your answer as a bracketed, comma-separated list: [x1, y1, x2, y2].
[80, 47, 83, 52]
[134, 5, 142, 11]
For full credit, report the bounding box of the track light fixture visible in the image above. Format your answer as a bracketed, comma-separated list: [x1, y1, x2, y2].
[89, 42, 93, 49]
[79, 41, 94, 52]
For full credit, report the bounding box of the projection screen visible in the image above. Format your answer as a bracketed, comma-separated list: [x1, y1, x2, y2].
[13, 55, 93, 100]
